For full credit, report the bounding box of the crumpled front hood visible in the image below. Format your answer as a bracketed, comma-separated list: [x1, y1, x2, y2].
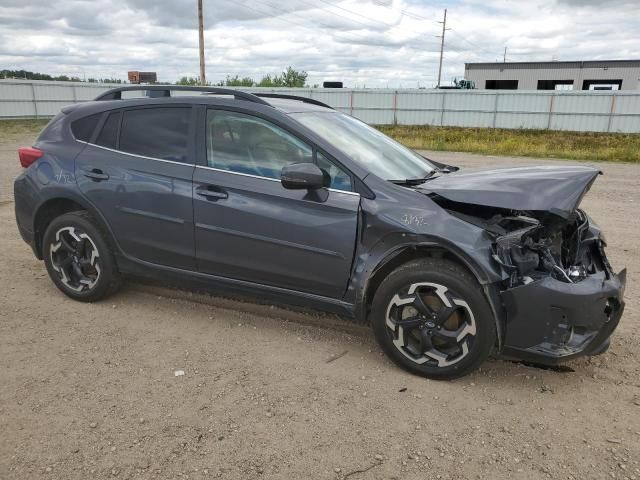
[417, 165, 601, 219]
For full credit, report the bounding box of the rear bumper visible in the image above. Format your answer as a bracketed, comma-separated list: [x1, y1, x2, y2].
[14, 174, 40, 258]
[500, 268, 626, 365]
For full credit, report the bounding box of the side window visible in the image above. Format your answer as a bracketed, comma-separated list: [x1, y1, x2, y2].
[207, 110, 312, 179]
[95, 111, 120, 149]
[316, 152, 352, 192]
[119, 107, 191, 163]
[71, 113, 101, 142]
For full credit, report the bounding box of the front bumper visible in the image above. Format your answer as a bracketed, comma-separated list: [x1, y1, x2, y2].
[500, 268, 626, 365]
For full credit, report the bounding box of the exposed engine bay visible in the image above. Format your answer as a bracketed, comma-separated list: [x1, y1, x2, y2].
[430, 195, 608, 288]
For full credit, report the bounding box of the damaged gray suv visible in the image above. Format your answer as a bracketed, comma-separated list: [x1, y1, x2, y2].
[14, 86, 626, 379]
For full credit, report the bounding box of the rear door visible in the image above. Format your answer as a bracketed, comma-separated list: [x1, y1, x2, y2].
[75, 105, 196, 269]
[193, 108, 359, 299]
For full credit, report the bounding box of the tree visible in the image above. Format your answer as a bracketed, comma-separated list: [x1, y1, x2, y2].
[257, 74, 282, 87]
[177, 76, 199, 86]
[280, 66, 308, 87]
[257, 67, 308, 88]
[220, 75, 255, 87]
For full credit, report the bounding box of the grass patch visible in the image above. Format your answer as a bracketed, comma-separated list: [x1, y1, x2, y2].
[0, 119, 49, 143]
[378, 125, 640, 163]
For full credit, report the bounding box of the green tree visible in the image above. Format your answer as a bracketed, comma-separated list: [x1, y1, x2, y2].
[280, 66, 308, 87]
[177, 76, 199, 86]
[221, 75, 255, 87]
[257, 74, 282, 87]
[257, 67, 308, 88]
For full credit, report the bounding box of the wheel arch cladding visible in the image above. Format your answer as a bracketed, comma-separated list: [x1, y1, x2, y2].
[361, 243, 506, 349]
[33, 196, 114, 259]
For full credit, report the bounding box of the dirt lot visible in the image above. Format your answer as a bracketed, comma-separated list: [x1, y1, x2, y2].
[1, 135, 639, 480]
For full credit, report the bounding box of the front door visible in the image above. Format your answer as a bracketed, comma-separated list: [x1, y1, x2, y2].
[193, 109, 359, 298]
[76, 106, 196, 269]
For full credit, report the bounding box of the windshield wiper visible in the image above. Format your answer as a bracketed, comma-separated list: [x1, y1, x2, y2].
[389, 170, 441, 186]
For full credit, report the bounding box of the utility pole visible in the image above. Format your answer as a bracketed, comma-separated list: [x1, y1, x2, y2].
[503, 46, 507, 63]
[197, 0, 206, 85]
[436, 9, 450, 88]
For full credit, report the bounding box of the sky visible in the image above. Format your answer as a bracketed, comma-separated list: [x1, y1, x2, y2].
[1, 0, 639, 87]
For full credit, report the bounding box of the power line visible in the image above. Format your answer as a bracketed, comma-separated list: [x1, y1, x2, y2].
[311, 0, 396, 28]
[448, 29, 501, 59]
[237, 0, 440, 51]
[369, 0, 433, 22]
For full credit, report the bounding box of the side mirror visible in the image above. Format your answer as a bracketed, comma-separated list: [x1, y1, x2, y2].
[281, 163, 326, 190]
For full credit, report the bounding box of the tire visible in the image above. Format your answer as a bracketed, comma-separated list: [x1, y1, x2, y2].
[371, 258, 496, 380]
[42, 211, 121, 302]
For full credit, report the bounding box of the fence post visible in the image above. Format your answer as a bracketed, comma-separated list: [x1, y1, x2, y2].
[393, 90, 398, 125]
[30, 82, 38, 118]
[492, 91, 500, 128]
[440, 90, 446, 126]
[606, 93, 616, 133]
[72, 84, 78, 104]
[547, 92, 555, 130]
[349, 90, 354, 116]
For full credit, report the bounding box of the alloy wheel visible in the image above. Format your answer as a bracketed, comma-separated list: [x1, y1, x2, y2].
[385, 282, 477, 367]
[49, 226, 101, 293]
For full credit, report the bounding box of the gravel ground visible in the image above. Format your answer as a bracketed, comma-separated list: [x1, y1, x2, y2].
[1, 138, 639, 480]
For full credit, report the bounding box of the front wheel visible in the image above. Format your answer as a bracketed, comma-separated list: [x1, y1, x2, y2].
[42, 211, 121, 302]
[371, 258, 496, 380]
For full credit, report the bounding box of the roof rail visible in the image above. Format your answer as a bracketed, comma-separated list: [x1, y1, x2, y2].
[253, 93, 334, 110]
[94, 85, 272, 106]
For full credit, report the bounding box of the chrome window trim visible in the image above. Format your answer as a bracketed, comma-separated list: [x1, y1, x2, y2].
[75, 140, 360, 196]
[76, 140, 191, 167]
[195, 164, 361, 197]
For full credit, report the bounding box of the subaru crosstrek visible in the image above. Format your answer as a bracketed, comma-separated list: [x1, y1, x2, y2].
[14, 86, 626, 379]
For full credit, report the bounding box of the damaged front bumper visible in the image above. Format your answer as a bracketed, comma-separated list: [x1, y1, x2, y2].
[500, 267, 626, 364]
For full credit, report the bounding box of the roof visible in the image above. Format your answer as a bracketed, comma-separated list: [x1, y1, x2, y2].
[60, 90, 335, 120]
[465, 59, 640, 69]
[91, 86, 334, 114]
[265, 97, 332, 113]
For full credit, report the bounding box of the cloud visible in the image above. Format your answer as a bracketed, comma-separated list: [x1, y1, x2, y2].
[0, 0, 638, 87]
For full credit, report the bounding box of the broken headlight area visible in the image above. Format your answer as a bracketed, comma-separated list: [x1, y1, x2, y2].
[490, 209, 605, 288]
[431, 195, 605, 287]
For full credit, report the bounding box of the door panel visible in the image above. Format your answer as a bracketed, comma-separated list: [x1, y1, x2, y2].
[77, 146, 195, 269]
[193, 168, 359, 298]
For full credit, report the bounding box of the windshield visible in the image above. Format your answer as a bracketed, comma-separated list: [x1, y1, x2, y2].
[291, 111, 435, 181]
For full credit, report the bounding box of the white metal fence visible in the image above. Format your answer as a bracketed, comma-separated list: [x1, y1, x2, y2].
[1, 80, 640, 133]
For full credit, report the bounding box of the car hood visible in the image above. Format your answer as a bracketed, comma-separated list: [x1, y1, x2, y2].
[417, 165, 601, 219]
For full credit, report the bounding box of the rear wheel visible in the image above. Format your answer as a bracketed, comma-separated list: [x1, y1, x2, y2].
[43, 211, 121, 302]
[371, 258, 496, 380]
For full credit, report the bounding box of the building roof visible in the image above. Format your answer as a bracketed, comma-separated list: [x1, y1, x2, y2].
[465, 59, 640, 69]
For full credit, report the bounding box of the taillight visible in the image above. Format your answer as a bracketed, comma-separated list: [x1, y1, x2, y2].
[18, 147, 43, 168]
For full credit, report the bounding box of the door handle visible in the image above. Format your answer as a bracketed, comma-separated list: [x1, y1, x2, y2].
[83, 168, 109, 181]
[196, 186, 228, 200]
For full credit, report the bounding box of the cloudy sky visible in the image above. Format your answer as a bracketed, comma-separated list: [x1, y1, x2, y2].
[1, 0, 639, 87]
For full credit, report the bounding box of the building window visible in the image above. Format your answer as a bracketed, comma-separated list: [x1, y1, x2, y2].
[582, 79, 623, 91]
[485, 80, 518, 90]
[537, 80, 574, 90]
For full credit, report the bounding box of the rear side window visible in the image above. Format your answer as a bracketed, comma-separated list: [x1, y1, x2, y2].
[71, 113, 101, 142]
[96, 112, 120, 149]
[119, 107, 191, 162]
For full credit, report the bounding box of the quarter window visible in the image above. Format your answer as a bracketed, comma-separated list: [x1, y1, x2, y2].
[207, 110, 312, 180]
[71, 113, 101, 142]
[119, 107, 191, 162]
